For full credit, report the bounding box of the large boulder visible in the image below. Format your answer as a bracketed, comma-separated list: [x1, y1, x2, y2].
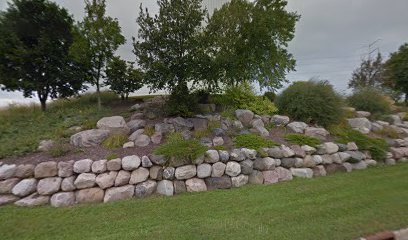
[134, 134, 151, 147]
[61, 176, 76, 192]
[253, 158, 276, 171]
[0, 164, 16, 180]
[129, 168, 150, 184]
[122, 155, 141, 171]
[287, 122, 308, 133]
[156, 180, 174, 196]
[75, 188, 104, 204]
[211, 162, 226, 177]
[34, 161, 57, 178]
[15, 193, 49, 207]
[175, 165, 196, 180]
[15, 164, 35, 178]
[37, 177, 62, 195]
[0, 195, 19, 206]
[225, 162, 241, 177]
[248, 170, 264, 184]
[305, 127, 330, 140]
[231, 174, 248, 188]
[135, 180, 157, 198]
[104, 185, 134, 203]
[115, 170, 131, 187]
[97, 116, 130, 134]
[70, 129, 110, 147]
[190, 118, 208, 131]
[270, 115, 290, 126]
[185, 178, 207, 192]
[58, 161, 74, 177]
[96, 171, 117, 189]
[155, 123, 175, 134]
[12, 179, 37, 197]
[205, 177, 232, 190]
[262, 170, 279, 184]
[197, 164, 212, 178]
[163, 167, 175, 180]
[127, 119, 146, 132]
[173, 180, 187, 194]
[73, 159, 93, 173]
[107, 158, 122, 171]
[171, 117, 194, 131]
[0, 178, 20, 194]
[290, 168, 313, 178]
[91, 160, 107, 174]
[347, 118, 372, 133]
[235, 109, 254, 127]
[205, 150, 219, 163]
[74, 173, 96, 189]
[240, 160, 254, 175]
[50, 192, 75, 207]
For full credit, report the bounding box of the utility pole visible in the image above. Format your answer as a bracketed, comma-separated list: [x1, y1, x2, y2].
[367, 38, 381, 62]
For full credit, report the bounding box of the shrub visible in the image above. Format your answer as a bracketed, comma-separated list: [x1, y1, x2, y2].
[106, 153, 119, 160]
[285, 133, 321, 148]
[347, 88, 391, 116]
[329, 124, 389, 161]
[276, 80, 344, 127]
[154, 132, 208, 166]
[234, 133, 277, 151]
[165, 87, 198, 117]
[373, 126, 400, 139]
[212, 83, 278, 115]
[263, 91, 276, 102]
[102, 134, 128, 149]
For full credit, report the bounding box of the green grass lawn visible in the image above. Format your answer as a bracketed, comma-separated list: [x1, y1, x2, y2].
[1, 164, 407, 240]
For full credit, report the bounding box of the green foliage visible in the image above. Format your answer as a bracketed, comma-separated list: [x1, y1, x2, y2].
[0, 92, 114, 158]
[105, 56, 143, 100]
[164, 85, 199, 117]
[154, 132, 208, 167]
[144, 126, 155, 137]
[213, 145, 226, 151]
[0, 0, 87, 110]
[102, 134, 128, 149]
[71, 0, 125, 108]
[285, 134, 321, 148]
[276, 81, 344, 127]
[329, 124, 389, 161]
[347, 88, 391, 116]
[213, 83, 278, 115]
[106, 153, 119, 161]
[47, 140, 70, 158]
[203, 0, 300, 91]
[373, 126, 400, 139]
[264, 92, 276, 102]
[234, 133, 277, 151]
[348, 53, 385, 90]
[385, 43, 408, 101]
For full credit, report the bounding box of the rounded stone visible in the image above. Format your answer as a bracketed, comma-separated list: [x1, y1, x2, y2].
[129, 168, 150, 184]
[34, 161, 57, 178]
[121, 155, 141, 171]
[12, 178, 37, 197]
[96, 171, 117, 189]
[231, 174, 249, 187]
[104, 185, 134, 203]
[135, 180, 157, 198]
[58, 161, 74, 177]
[75, 188, 104, 204]
[50, 192, 75, 207]
[211, 162, 226, 177]
[115, 170, 131, 187]
[107, 158, 122, 171]
[91, 160, 107, 174]
[37, 177, 62, 195]
[226, 162, 241, 177]
[185, 178, 207, 192]
[156, 180, 174, 196]
[175, 165, 196, 180]
[74, 173, 96, 189]
[73, 159, 93, 174]
[197, 164, 212, 178]
[15, 164, 35, 178]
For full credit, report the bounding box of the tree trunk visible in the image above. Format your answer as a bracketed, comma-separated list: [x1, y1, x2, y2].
[405, 93, 408, 104]
[121, 94, 125, 101]
[37, 91, 47, 111]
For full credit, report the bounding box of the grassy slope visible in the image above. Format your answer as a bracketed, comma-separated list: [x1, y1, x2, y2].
[0, 164, 407, 240]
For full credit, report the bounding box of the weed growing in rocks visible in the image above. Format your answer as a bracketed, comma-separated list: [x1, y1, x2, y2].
[285, 134, 321, 148]
[102, 134, 128, 149]
[234, 133, 277, 151]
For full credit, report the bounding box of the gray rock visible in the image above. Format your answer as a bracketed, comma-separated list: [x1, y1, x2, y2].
[34, 161, 57, 178]
[38, 139, 55, 152]
[305, 127, 330, 140]
[141, 156, 153, 168]
[123, 141, 135, 148]
[130, 168, 150, 184]
[331, 153, 343, 164]
[156, 180, 174, 196]
[74, 173, 96, 189]
[104, 185, 134, 203]
[385, 158, 396, 165]
[347, 118, 372, 132]
[0, 164, 16, 180]
[365, 159, 377, 167]
[172, 117, 194, 131]
[96, 171, 117, 189]
[213, 128, 225, 137]
[200, 137, 213, 147]
[253, 157, 276, 171]
[303, 155, 317, 168]
[50, 192, 75, 207]
[388, 114, 402, 125]
[281, 145, 295, 157]
[345, 151, 365, 163]
[163, 167, 176, 180]
[70, 129, 110, 147]
[0, 195, 19, 206]
[61, 176, 76, 191]
[356, 111, 371, 118]
[233, 120, 244, 129]
[342, 162, 353, 172]
[127, 119, 146, 132]
[173, 180, 187, 194]
[321, 155, 333, 165]
[186, 178, 207, 192]
[155, 123, 175, 134]
[276, 167, 293, 181]
[12, 178, 37, 197]
[15, 164, 35, 178]
[205, 177, 232, 190]
[107, 158, 122, 171]
[291, 168, 313, 178]
[128, 129, 145, 141]
[351, 161, 368, 170]
[326, 164, 348, 175]
[135, 134, 151, 147]
[231, 174, 248, 187]
[240, 160, 254, 175]
[205, 150, 220, 163]
[241, 148, 257, 160]
[219, 150, 230, 162]
[230, 149, 245, 161]
[175, 165, 196, 180]
[265, 147, 284, 158]
[271, 115, 290, 126]
[262, 170, 279, 184]
[0, 178, 20, 194]
[291, 145, 306, 158]
[73, 159, 93, 174]
[294, 157, 304, 167]
[135, 180, 157, 198]
[122, 155, 141, 171]
[317, 142, 339, 154]
[149, 166, 163, 180]
[301, 145, 316, 155]
[92, 160, 107, 174]
[15, 193, 49, 207]
[287, 122, 308, 133]
[212, 137, 224, 146]
[97, 116, 130, 134]
[248, 170, 264, 184]
[338, 152, 351, 162]
[151, 132, 162, 144]
[196, 164, 211, 178]
[130, 104, 142, 111]
[235, 109, 254, 127]
[312, 165, 327, 177]
[211, 162, 226, 177]
[226, 161, 241, 177]
[75, 188, 104, 204]
[115, 170, 131, 187]
[190, 118, 208, 131]
[58, 161, 74, 177]
[149, 155, 167, 166]
[281, 158, 296, 168]
[37, 177, 62, 195]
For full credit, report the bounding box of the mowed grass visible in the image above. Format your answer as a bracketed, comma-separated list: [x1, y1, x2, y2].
[0, 92, 117, 159]
[1, 164, 407, 240]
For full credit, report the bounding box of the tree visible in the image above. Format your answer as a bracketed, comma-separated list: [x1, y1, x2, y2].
[348, 53, 385, 90]
[203, 0, 300, 91]
[71, 0, 125, 109]
[105, 56, 143, 100]
[0, 0, 87, 111]
[133, 0, 207, 115]
[385, 43, 408, 102]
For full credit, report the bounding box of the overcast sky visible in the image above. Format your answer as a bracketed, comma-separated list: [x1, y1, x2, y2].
[1, 0, 408, 106]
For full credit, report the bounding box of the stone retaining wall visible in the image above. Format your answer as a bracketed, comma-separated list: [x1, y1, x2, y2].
[0, 142, 407, 207]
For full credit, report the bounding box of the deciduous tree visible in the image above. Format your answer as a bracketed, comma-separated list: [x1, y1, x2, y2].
[385, 43, 408, 102]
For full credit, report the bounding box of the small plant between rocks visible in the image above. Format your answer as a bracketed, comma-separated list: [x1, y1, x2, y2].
[285, 133, 321, 148]
[234, 133, 277, 151]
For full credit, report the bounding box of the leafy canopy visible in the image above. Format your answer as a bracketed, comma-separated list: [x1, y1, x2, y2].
[0, 0, 87, 110]
[385, 43, 408, 101]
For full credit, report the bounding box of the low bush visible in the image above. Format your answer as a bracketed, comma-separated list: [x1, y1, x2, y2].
[329, 124, 389, 161]
[275, 80, 344, 127]
[212, 83, 278, 115]
[233, 133, 277, 151]
[154, 132, 208, 166]
[263, 91, 276, 102]
[102, 134, 128, 149]
[373, 126, 400, 139]
[347, 88, 391, 117]
[46, 140, 70, 158]
[285, 133, 321, 148]
[106, 153, 119, 160]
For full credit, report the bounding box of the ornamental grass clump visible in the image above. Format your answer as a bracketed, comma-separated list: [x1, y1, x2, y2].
[285, 133, 321, 148]
[234, 133, 277, 151]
